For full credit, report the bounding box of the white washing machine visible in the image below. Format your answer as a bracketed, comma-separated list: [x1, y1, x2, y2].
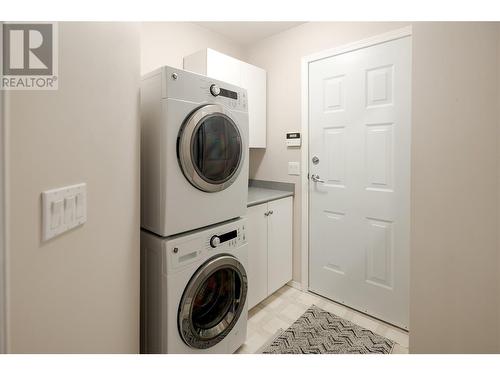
[140, 66, 249, 237]
[140, 217, 248, 354]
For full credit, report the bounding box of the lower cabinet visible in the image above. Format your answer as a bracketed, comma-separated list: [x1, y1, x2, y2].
[246, 196, 293, 310]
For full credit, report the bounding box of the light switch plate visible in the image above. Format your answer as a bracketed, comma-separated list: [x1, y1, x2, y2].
[42, 183, 86, 241]
[288, 162, 300, 176]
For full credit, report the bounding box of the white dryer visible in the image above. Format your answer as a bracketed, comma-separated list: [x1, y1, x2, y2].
[140, 218, 248, 354]
[141, 66, 249, 237]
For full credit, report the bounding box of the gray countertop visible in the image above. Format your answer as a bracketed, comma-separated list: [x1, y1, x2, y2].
[247, 180, 294, 207]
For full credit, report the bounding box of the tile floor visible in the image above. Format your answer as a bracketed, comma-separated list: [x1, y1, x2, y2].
[236, 285, 409, 354]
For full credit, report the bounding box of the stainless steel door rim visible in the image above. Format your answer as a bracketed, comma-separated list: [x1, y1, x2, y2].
[178, 254, 248, 349]
[178, 104, 244, 192]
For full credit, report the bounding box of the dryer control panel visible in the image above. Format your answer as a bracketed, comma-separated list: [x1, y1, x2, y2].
[203, 81, 247, 112]
[160, 66, 248, 112]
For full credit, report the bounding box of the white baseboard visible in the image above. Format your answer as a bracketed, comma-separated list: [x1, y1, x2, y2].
[287, 280, 303, 291]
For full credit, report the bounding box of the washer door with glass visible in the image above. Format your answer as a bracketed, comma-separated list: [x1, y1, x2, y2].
[178, 104, 244, 192]
[178, 254, 248, 349]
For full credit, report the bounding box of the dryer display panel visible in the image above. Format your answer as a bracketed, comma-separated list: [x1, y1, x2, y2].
[219, 88, 238, 100]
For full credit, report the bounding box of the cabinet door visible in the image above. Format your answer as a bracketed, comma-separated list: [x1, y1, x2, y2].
[206, 49, 241, 86]
[240, 63, 267, 148]
[183, 49, 208, 76]
[246, 203, 269, 309]
[267, 197, 293, 295]
[184, 48, 268, 149]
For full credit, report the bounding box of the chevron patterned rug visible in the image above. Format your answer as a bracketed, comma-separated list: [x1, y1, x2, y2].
[261, 305, 394, 354]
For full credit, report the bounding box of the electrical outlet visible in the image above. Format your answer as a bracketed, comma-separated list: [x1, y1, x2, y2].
[288, 162, 300, 176]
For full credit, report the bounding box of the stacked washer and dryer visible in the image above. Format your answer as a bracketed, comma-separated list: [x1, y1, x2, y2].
[140, 66, 250, 354]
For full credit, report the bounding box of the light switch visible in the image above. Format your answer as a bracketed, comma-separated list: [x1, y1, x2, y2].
[42, 183, 86, 241]
[288, 162, 300, 176]
[75, 193, 85, 219]
[64, 196, 76, 224]
[51, 200, 63, 229]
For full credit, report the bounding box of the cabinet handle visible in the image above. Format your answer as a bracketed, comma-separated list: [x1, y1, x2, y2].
[264, 212, 269, 216]
[269, 210, 273, 215]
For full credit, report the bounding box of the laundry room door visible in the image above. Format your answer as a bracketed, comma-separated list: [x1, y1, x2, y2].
[308, 36, 411, 329]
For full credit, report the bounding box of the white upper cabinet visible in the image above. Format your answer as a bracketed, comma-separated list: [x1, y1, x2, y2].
[240, 63, 267, 149]
[184, 48, 267, 148]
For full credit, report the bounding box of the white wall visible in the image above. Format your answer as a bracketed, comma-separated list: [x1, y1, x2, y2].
[140, 22, 244, 74]
[245, 22, 500, 353]
[3, 22, 140, 353]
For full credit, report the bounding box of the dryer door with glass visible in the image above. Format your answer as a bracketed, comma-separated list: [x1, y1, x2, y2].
[178, 254, 248, 349]
[178, 104, 244, 192]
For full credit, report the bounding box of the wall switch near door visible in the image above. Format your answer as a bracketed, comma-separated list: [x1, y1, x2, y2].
[288, 162, 300, 175]
[42, 183, 87, 241]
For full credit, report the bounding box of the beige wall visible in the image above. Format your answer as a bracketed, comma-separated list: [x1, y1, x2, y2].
[410, 22, 499, 353]
[245, 22, 500, 353]
[140, 22, 244, 74]
[4, 22, 140, 353]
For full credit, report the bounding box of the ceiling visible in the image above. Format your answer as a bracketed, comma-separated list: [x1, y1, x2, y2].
[194, 22, 305, 45]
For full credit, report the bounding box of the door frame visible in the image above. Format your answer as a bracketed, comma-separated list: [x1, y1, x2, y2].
[299, 26, 413, 291]
[0, 67, 7, 353]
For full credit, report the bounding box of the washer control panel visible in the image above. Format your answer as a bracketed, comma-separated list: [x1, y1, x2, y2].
[166, 218, 247, 271]
[209, 235, 221, 248]
[205, 222, 246, 251]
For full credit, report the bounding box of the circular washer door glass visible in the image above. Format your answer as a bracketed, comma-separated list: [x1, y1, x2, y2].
[191, 114, 242, 184]
[178, 255, 248, 349]
[192, 268, 236, 330]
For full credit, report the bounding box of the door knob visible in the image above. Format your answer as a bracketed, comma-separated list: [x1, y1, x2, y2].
[311, 174, 325, 183]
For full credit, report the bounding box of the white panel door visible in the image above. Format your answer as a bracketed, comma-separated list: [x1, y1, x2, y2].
[246, 203, 269, 309]
[268, 197, 293, 295]
[308, 36, 411, 329]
